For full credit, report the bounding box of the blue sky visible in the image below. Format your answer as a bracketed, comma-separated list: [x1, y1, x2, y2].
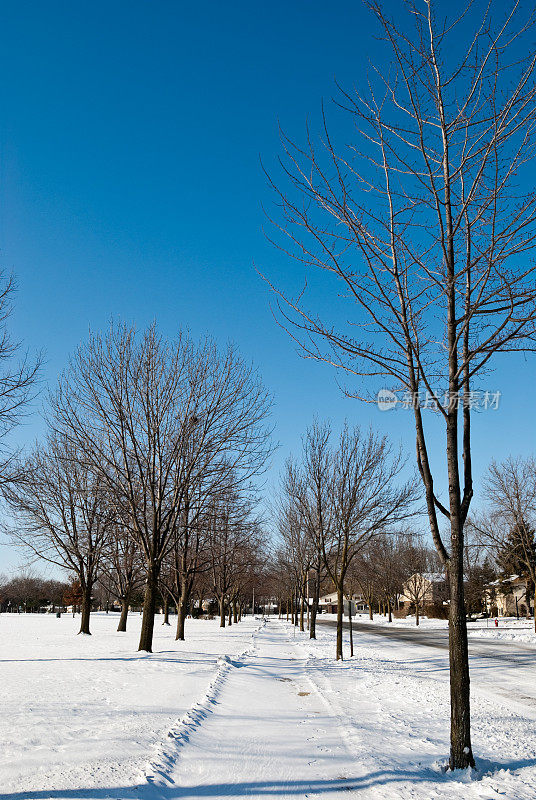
[0, 0, 534, 574]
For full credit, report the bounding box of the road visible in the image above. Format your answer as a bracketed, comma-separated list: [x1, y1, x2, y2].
[316, 616, 536, 713]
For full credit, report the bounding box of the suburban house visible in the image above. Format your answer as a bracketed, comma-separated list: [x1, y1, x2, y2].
[399, 572, 449, 614]
[318, 592, 368, 615]
[485, 575, 534, 617]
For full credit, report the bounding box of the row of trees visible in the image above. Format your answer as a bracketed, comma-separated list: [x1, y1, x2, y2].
[0, 574, 68, 613]
[4, 323, 272, 652]
[274, 442, 536, 641]
[273, 420, 418, 659]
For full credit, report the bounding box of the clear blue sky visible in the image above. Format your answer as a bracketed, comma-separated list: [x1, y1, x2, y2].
[0, 1, 534, 574]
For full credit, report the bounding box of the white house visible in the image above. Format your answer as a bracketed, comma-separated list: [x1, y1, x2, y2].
[318, 592, 367, 615]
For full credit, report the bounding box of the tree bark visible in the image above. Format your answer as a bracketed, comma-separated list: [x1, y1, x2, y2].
[448, 554, 474, 769]
[162, 595, 170, 625]
[117, 595, 129, 632]
[348, 598, 354, 657]
[78, 583, 92, 635]
[138, 565, 159, 652]
[336, 585, 344, 661]
[233, 599, 238, 624]
[176, 584, 189, 641]
[309, 567, 320, 640]
[219, 598, 226, 628]
[228, 603, 233, 626]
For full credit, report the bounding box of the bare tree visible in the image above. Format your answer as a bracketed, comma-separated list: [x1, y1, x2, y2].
[315, 424, 415, 660]
[207, 487, 264, 628]
[264, 0, 536, 768]
[277, 464, 317, 633]
[292, 421, 333, 639]
[373, 535, 412, 623]
[354, 550, 377, 622]
[4, 436, 113, 634]
[50, 323, 272, 652]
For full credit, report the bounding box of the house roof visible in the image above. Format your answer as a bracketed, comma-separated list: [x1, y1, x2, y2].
[420, 573, 446, 583]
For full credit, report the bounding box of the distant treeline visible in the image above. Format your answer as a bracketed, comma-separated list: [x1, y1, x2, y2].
[0, 575, 69, 612]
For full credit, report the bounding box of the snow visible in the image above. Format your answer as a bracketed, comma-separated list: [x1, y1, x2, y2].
[1, 611, 536, 799]
[0, 612, 261, 797]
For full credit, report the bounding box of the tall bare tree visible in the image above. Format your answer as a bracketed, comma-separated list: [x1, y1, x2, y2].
[264, 0, 536, 768]
[292, 421, 333, 639]
[281, 423, 415, 658]
[277, 466, 317, 633]
[51, 323, 272, 652]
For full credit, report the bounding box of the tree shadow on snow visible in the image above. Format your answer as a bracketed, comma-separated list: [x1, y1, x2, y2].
[4, 759, 536, 800]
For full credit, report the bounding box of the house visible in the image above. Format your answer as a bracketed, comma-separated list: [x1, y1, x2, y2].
[485, 575, 534, 617]
[318, 592, 367, 615]
[399, 572, 449, 614]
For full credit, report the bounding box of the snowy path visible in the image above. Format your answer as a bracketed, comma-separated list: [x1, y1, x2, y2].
[142, 619, 361, 799]
[140, 619, 536, 800]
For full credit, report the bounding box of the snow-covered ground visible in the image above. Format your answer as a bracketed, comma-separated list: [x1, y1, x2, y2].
[294, 620, 536, 799]
[1, 612, 536, 799]
[0, 611, 261, 798]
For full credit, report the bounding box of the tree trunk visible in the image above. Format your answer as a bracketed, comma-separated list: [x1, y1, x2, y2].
[219, 598, 226, 628]
[387, 598, 392, 624]
[336, 585, 344, 661]
[138, 565, 159, 652]
[299, 591, 305, 632]
[78, 583, 92, 635]
[448, 551, 474, 769]
[117, 595, 130, 632]
[228, 603, 233, 626]
[233, 599, 238, 624]
[415, 602, 420, 626]
[176, 584, 189, 641]
[309, 575, 319, 640]
[368, 601, 373, 621]
[162, 595, 170, 625]
[176, 601, 186, 640]
[348, 598, 354, 657]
